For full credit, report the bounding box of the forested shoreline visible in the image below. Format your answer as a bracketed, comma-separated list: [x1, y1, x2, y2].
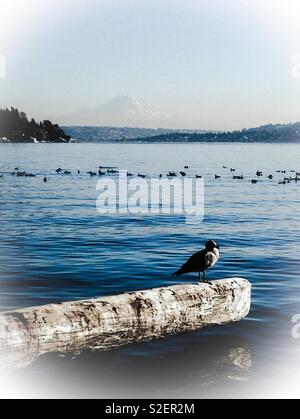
[0, 108, 71, 143]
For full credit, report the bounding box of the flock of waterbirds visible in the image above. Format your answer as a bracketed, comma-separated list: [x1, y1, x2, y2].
[0, 165, 299, 185]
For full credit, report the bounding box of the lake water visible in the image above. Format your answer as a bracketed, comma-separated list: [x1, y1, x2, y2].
[0, 143, 299, 398]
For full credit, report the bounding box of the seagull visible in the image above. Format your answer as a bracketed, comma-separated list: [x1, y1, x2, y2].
[173, 240, 220, 282]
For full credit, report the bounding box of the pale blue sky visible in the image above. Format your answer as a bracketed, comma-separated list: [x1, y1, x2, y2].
[0, 0, 300, 129]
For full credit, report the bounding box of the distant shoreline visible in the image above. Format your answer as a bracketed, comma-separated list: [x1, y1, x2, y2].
[0, 138, 74, 144]
[2, 121, 300, 144]
[1, 139, 299, 145]
[63, 124, 300, 144]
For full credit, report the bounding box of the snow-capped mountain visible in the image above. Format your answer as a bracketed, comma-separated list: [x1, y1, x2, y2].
[58, 95, 166, 128]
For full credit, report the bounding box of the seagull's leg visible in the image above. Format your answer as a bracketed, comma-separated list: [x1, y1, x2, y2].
[203, 271, 206, 282]
[198, 272, 202, 282]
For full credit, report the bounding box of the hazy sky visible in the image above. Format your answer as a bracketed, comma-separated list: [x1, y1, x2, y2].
[1, 0, 300, 130]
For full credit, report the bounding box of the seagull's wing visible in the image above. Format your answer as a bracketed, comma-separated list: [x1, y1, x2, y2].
[174, 249, 206, 275]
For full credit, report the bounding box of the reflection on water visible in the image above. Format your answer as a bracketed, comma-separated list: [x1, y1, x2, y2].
[0, 143, 299, 397]
[7, 332, 252, 398]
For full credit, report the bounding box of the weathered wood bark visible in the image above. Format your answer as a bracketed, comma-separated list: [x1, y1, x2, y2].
[0, 278, 251, 368]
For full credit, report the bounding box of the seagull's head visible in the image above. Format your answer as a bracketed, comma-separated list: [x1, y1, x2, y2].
[205, 240, 220, 251]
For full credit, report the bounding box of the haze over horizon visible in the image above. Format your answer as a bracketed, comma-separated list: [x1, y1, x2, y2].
[1, 0, 300, 130]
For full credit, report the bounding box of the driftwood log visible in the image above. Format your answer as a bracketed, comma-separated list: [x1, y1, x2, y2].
[0, 278, 251, 368]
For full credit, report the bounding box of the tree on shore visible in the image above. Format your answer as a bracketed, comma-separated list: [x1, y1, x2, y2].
[0, 107, 71, 142]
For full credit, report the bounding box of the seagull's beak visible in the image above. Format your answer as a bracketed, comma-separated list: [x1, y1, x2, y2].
[216, 245, 220, 249]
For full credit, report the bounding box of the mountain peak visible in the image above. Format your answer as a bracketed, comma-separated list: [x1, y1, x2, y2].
[59, 95, 163, 128]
